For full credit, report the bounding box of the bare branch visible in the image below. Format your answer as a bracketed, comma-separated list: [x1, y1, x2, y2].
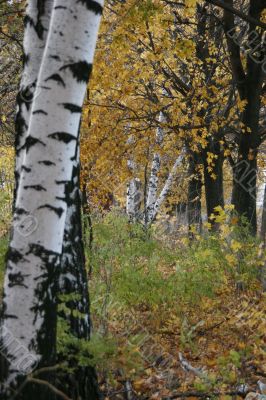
[205, 0, 266, 29]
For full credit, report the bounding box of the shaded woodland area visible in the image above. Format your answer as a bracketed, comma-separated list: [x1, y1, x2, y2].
[0, 0, 265, 399]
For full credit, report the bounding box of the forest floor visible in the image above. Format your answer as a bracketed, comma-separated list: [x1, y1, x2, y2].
[96, 288, 266, 400]
[86, 213, 266, 400]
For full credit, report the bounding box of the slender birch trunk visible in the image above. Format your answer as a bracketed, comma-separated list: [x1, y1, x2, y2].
[126, 175, 142, 222]
[146, 112, 164, 224]
[146, 151, 184, 225]
[0, 1, 103, 398]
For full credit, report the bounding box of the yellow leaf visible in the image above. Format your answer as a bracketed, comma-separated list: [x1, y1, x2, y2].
[231, 239, 242, 253]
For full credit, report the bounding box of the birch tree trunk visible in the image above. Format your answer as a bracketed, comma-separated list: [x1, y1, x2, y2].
[0, 1, 103, 398]
[146, 151, 184, 225]
[126, 176, 142, 222]
[14, 0, 98, 396]
[145, 113, 164, 223]
[15, 0, 53, 199]
[261, 184, 266, 244]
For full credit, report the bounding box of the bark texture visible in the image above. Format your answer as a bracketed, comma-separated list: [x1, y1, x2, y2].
[203, 139, 224, 225]
[0, 1, 103, 398]
[187, 153, 202, 233]
[146, 112, 164, 222]
[224, 0, 264, 234]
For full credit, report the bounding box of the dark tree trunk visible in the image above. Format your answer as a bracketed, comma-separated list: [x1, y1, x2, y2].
[232, 155, 257, 235]
[231, 38, 262, 234]
[231, 68, 261, 234]
[203, 139, 224, 227]
[195, 4, 224, 231]
[261, 185, 266, 244]
[56, 143, 99, 399]
[187, 153, 202, 234]
[225, 0, 264, 235]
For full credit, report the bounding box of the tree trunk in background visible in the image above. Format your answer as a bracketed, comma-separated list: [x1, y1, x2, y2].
[224, 0, 264, 234]
[147, 151, 184, 225]
[146, 112, 164, 222]
[260, 184, 266, 291]
[126, 178, 142, 222]
[0, 1, 103, 398]
[203, 138, 224, 227]
[187, 153, 202, 234]
[261, 185, 266, 244]
[232, 154, 258, 234]
[196, 4, 225, 230]
[231, 51, 262, 234]
[231, 77, 261, 234]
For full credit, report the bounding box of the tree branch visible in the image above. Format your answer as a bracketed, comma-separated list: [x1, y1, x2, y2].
[205, 0, 266, 29]
[162, 390, 246, 399]
[27, 378, 72, 400]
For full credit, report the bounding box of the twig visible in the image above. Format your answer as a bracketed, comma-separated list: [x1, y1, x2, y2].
[162, 390, 246, 399]
[179, 353, 209, 381]
[31, 363, 64, 377]
[205, 0, 266, 29]
[0, 28, 23, 50]
[27, 377, 72, 400]
[196, 319, 227, 336]
[124, 380, 135, 400]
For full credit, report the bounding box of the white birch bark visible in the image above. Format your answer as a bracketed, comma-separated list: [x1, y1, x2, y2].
[15, 0, 92, 346]
[15, 0, 54, 195]
[146, 111, 165, 222]
[0, 0, 103, 393]
[147, 151, 185, 224]
[126, 175, 142, 221]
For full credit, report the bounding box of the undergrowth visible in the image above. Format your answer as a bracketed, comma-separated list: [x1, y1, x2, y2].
[58, 208, 265, 399]
[0, 208, 265, 399]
